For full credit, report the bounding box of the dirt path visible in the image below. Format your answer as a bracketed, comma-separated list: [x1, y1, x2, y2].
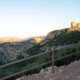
[17, 60, 80, 80]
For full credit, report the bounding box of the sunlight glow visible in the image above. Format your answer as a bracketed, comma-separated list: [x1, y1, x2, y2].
[0, 0, 80, 38]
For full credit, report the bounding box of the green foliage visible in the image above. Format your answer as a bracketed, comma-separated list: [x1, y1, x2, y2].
[0, 69, 6, 78]
[1, 31, 80, 79]
[25, 31, 80, 58]
[16, 54, 24, 60]
[25, 44, 42, 56]
[1, 45, 80, 79]
[56, 45, 80, 58]
[55, 45, 80, 66]
[45, 31, 80, 46]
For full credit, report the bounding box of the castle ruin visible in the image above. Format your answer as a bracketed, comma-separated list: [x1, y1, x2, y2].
[71, 21, 80, 28]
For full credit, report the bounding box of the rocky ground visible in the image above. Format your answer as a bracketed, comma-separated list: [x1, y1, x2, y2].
[17, 60, 80, 80]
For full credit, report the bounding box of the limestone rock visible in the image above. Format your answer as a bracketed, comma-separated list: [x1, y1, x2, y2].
[46, 30, 61, 39]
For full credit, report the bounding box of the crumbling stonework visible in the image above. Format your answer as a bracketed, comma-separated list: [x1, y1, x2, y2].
[71, 22, 77, 28]
[77, 23, 80, 28]
[71, 21, 80, 29]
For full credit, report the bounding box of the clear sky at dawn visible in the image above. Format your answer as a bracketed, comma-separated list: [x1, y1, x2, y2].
[0, 0, 80, 38]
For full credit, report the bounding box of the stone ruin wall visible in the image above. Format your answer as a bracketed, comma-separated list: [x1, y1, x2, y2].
[71, 21, 80, 28]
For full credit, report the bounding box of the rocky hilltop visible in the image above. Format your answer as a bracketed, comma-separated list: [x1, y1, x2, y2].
[26, 21, 80, 56]
[46, 21, 80, 40]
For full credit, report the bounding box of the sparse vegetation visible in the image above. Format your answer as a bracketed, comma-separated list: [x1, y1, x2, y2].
[1, 27, 80, 79]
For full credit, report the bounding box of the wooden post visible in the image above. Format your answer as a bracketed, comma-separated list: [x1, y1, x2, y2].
[52, 50, 54, 74]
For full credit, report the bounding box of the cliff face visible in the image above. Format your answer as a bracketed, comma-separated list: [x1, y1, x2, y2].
[46, 30, 61, 39]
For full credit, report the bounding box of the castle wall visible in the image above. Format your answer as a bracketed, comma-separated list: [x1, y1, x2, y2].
[71, 22, 77, 28]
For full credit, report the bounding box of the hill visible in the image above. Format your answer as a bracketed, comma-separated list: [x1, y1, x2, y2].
[25, 21, 80, 56]
[0, 36, 45, 44]
[1, 22, 80, 79]
[0, 36, 45, 65]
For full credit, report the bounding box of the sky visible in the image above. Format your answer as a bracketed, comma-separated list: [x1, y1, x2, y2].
[0, 0, 80, 38]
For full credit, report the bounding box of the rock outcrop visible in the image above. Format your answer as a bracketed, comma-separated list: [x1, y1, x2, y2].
[46, 30, 61, 39]
[46, 21, 80, 40]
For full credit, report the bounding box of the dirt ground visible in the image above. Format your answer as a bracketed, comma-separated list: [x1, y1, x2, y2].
[17, 60, 80, 80]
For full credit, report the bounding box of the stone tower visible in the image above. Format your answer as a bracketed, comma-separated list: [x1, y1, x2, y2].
[71, 22, 77, 28]
[77, 23, 80, 28]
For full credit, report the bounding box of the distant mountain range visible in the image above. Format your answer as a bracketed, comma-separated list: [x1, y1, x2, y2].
[0, 36, 45, 44]
[0, 36, 45, 65]
[0, 37, 24, 43]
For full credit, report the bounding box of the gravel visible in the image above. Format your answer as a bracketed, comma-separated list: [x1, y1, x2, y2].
[16, 60, 80, 80]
